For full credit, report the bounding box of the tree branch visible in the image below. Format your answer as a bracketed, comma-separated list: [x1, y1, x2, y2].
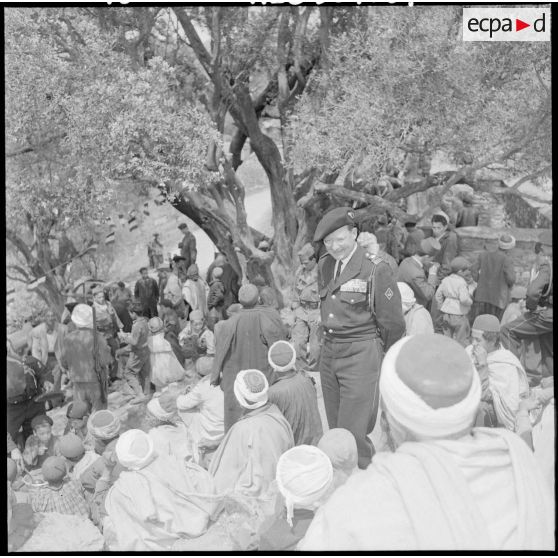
[509, 164, 552, 192]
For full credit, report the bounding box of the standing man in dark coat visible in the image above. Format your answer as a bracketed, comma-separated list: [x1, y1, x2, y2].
[501, 230, 553, 385]
[134, 267, 159, 319]
[314, 207, 406, 469]
[178, 222, 197, 275]
[206, 253, 240, 312]
[470, 233, 516, 321]
[210, 283, 287, 432]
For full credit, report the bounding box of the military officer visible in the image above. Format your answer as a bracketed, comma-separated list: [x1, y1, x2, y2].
[314, 207, 406, 469]
[501, 230, 553, 385]
[290, 243, 321, 370]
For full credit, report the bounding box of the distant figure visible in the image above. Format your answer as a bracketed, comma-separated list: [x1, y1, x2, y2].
[207, 266, 226, 322]
[178, 222, 197, 273]
[147, 233, 164, 269]
[134, 267, 159, 319]
[455, 192, 480, 228]
[434, 257, 475, 346]
[431, 210, 460, 279]
[110, 282, 133, 333]
[206, 252, 240, 311]
[182, 264, 208, 318]
[470, 233, 516, 322]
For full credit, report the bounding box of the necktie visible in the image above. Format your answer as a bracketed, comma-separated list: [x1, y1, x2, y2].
[334, 261, 342, 281]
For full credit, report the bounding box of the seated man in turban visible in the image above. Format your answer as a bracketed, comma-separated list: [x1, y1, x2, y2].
[267, 341, 323, 446]
[298, 334, 554, 550]
[176, 357, 225, 466]
[258, 445, 334, 551]
[210, 283, 287, 432]
[209, 369, 294, 497]
[104, 429, 220, 551]
[466, 314, 529, 430]
[145, 392, 192, 465]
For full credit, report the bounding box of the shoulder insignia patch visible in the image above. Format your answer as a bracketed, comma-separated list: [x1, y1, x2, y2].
[370, 255, 383, 265]
[384, 287, 394, 300]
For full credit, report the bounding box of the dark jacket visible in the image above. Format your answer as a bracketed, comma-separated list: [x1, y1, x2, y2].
[471, 249, 515, 310]
[397, 256, 437, 307]
[318, 245, 405, 350]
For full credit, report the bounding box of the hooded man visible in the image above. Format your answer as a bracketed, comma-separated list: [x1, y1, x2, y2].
[267, 341, 323, 446]
[209, 369, 294, 497]
[182, 264, 209, 318]
[298, 334, 554, 551]
[210, 283, 287, 432]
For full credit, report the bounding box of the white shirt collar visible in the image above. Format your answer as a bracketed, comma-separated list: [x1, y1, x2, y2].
[411, 255, 423, 267]
[336, 242, 358, 272]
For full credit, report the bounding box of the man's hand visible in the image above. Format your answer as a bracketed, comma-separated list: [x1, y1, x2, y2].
[472, 344, 488, 367]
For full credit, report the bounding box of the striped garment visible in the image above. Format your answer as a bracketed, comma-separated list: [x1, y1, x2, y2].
[31, 479, 90, 518]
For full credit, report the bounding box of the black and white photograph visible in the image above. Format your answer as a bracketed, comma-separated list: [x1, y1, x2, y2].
[5, 2, 553, 552]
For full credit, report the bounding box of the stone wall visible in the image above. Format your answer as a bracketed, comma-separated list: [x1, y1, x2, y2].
[456, 227, 552, 286]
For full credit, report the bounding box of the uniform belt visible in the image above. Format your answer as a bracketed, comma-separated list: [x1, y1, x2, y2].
[300, 301, 319, 309]
[323, 331, 379, 343]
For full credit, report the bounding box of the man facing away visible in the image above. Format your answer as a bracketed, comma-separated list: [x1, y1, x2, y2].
[298, 334, 554, 551]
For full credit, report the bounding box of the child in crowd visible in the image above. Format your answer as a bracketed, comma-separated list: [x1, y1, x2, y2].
[434, 256, 475, 347]
[23, 415, 60, 470]
[30, 456, 90, 518]
[63, 400, 90, 441]
[207, 267, 225, 321]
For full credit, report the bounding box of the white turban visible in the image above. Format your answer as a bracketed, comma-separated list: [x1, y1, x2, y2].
[147, 396, 175, 422]
[87, 410, 121, 441]
[380, 336, 481, 439]
[71, 303, 93, 329]
[268, 340, 296, 373]
[115, 429, 157, 471]
[276, 445, 334, 527]
[234, 369, 269, 410]
[397, 282, 416, 306]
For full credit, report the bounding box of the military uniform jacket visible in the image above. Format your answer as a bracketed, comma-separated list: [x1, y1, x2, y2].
[318, 245, 405, 349]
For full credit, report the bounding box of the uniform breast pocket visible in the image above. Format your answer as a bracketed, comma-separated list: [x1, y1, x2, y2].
[339, 292, 367, 305]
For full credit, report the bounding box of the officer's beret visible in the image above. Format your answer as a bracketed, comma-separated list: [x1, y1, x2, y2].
[313, 207, 356, 242]
[42, 456, 67, 483]
[538, 230, 552, 247]
[472, 314, 500, 333]
[31, 414, 53, 430]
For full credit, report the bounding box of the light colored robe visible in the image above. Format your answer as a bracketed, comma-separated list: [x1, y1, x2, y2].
[176, 376, 225, 464]
[105, 453, 221, 551]
[148, 423, 194, 465]
[148, 332, 186, 388]
[209, 403, 294, 497]
[298, 428, 554, 550]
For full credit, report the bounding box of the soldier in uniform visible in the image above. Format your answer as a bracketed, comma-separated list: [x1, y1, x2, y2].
[290, 243, 321, 370]
[501, 230, 553, 385]
[314, 207, 406, 469]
